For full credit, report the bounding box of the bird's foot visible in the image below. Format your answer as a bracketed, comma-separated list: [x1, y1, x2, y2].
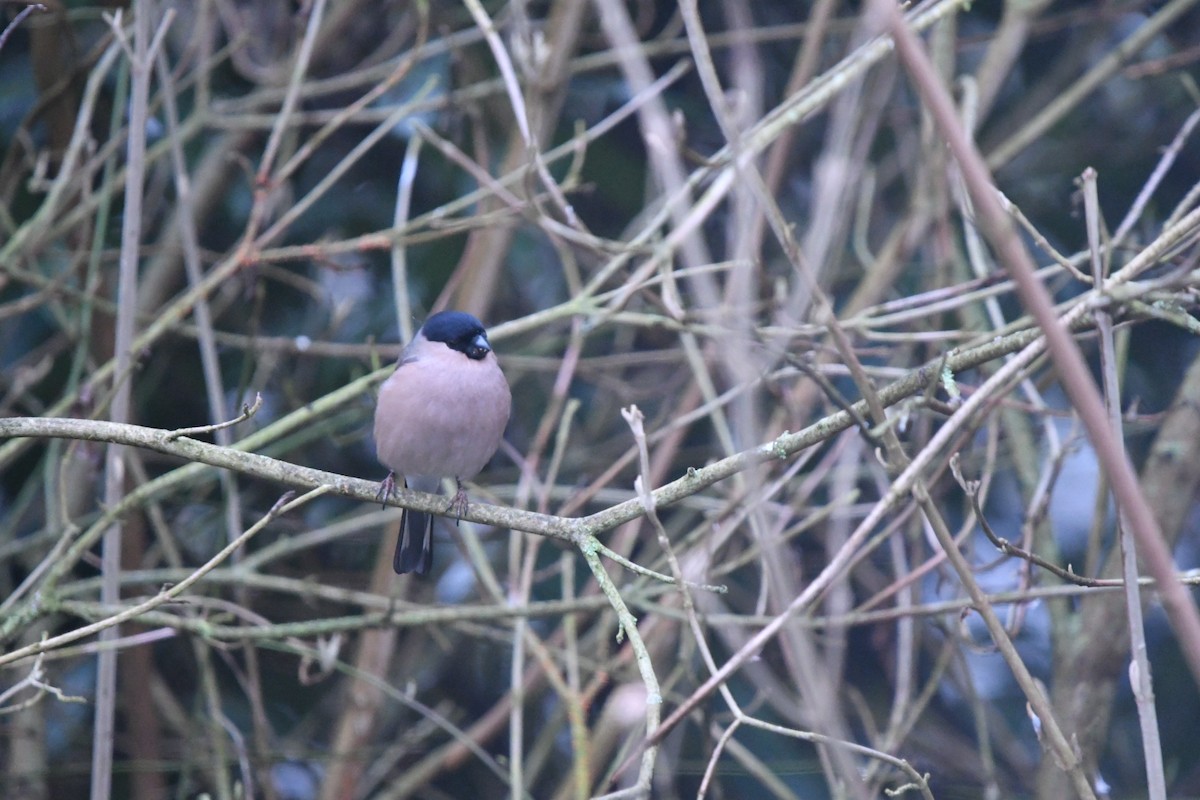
[376, 471, 397, 509]
[447, 479, 468, 526]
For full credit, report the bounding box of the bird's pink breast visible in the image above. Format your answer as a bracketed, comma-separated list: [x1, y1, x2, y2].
[374, 350, 511, 480]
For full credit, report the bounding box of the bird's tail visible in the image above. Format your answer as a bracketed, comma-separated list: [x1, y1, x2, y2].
[394, 475, 439, 574]
[394, 510, 432, 574]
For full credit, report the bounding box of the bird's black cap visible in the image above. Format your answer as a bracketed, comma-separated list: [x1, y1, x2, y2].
[421, 311, 491, 360]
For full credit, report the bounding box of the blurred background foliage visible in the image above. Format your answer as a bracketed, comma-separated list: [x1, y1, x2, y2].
[2, 0, 1200, 798]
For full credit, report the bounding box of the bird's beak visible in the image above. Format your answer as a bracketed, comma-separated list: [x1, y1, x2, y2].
[466, 333, 491, 360]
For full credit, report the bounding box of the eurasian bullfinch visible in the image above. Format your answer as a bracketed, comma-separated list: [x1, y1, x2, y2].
[374, 311, 511, 574]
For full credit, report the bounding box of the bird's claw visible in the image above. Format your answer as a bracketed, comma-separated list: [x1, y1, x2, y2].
[447, 479, 468, 526]
[376, 471, 397, 508]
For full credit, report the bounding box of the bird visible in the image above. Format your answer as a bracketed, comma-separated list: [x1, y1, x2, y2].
[373, 311, 511, 574]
